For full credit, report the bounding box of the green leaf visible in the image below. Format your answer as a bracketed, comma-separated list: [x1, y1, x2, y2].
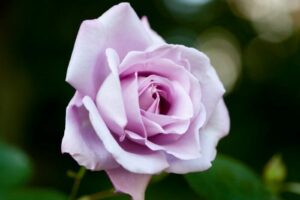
[0, 143, 32, 190]
[184, 155, 273, 200]
[6, 188, 67, 200]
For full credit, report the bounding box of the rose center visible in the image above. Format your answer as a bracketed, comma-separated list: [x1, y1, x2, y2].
[138, 75, 171, 115]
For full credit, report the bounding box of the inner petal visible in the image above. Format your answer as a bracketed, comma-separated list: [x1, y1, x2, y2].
[147, 93, 160, 114]
[138, 83, 159, 113]
[138, 75, 172, 115]
[158, 93, 170, 115]
[121, 73, 146, 137]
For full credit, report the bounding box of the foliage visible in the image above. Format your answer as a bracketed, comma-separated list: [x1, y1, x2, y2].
[0, 143, 67, 200]
[185, 155, 274, 200]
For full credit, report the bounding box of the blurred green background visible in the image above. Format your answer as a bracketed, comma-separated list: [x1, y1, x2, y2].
[1, 0, 300, 199]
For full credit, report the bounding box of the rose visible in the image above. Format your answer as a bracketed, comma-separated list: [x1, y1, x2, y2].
[62, 3, 230, 200]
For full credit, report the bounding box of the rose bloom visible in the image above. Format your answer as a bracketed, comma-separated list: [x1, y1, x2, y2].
[62, 2, 230, 200]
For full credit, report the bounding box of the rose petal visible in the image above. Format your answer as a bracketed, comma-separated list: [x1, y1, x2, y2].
[106, 167, 151, 200]
[156, 104, 205, 159]
[142, 110, 190, 131]
[119, 46, 203, 117]
[145, 96, 160, 114]
[62, 92, 118, 170]
[144, 44, 193, 71]
[100, 3, 152, 59]
[82, 96, 169, 174]
[145, 104, 205, 160]
[138, 73, 193, 120]
[120, 56, 191, 92]
[167, 80, 193, 118]
[142, 116, 188, 136]
[96, 49, 127, 137]
[166, 100, 229, 173]
[121, 73, 146, 136]
[145, 137, 200, 160]
[66, 3, 152, 97]
[138, 79, 160, 113]
[139, 78, 193, 136]
[204, 99, 230, 138]
[179, 46, 226, 120]
[66, 19, 109, 98]
[105, 48, 120, 75]
[124, 128, 200, 160]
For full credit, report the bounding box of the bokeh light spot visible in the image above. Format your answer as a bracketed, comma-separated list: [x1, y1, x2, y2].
[196, 27, 241, 93]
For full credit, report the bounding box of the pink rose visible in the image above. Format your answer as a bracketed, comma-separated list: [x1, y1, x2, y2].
[62, 3, 229, 200]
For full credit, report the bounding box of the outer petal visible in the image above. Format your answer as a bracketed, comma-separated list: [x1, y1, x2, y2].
[66, 18, 109, 98]
[143, 44, 189, 69]
[166, 100, 230, 174]
[179, 46, 226, 119]
[66, 3, 152, 97]
[96, 49, 127, 137]
[99, 3, 152, 59]
[61, 92, 118, 170]
[106, 168, 151, 200]
[82, 96, 169, 174]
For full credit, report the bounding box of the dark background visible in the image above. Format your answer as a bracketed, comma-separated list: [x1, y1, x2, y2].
[1, 0, 300, 199]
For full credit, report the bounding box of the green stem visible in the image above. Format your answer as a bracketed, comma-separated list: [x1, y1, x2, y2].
[78, 189, 122, 200]
[69, 167, 86, 200]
